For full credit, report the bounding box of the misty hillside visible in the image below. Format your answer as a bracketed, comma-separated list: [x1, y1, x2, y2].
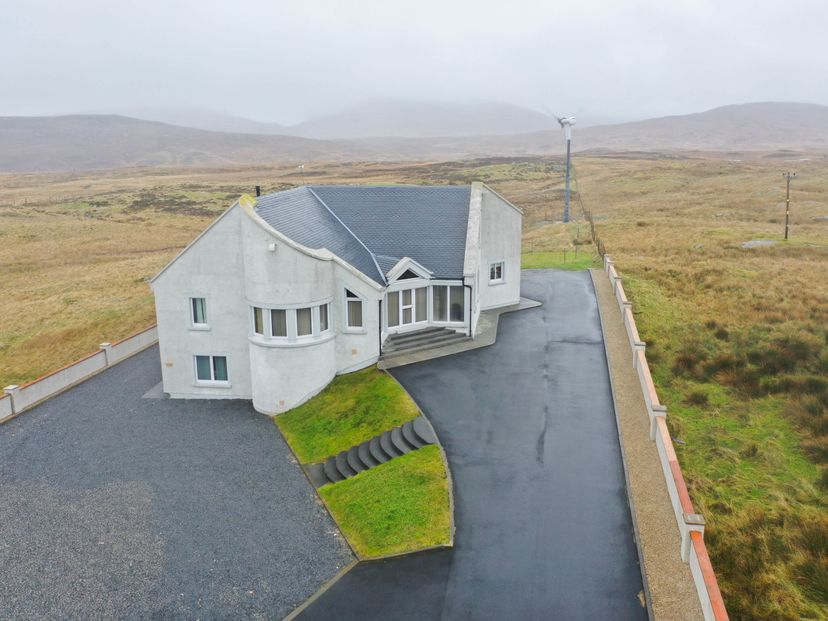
[0, 115, 357, 172]
[287, 100, 555, 139]
[131, 100, 556, 139]
[2, 102, 827, 172]
[574, 102, 828, 151]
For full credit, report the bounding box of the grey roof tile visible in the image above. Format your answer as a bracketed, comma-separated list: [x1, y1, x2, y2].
[254, 185, 471, 285]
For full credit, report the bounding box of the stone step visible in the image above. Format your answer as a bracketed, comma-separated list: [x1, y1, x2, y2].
[358, 442, 380, 468]
[323, 457, 345, 483]
[383, 330, 461, 352]
[347, 446, 367, 474]
[382, 333, 470, 358]
[412, 416, 437, 445]
[380, 430, 404, 458]
[391, 426, 415, 454]
[369, 436, 390, 464]
[385, 327, 449, 345]
[335, 452, 357, 478]
[313, 415, 439, 487]
[402, 420, 425, 449]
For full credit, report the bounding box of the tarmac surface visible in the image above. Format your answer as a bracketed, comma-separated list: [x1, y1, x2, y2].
[0, 347, 353, 620]
[298, 270, 647, 620]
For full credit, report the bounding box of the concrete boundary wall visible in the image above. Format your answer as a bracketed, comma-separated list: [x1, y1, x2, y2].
[603, 256, 729, 621]
[2, 325, 158, 423]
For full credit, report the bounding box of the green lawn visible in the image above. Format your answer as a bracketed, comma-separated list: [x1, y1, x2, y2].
[274, 365, 453, 558]
[521, 250, 600, 270]
[275, 366, 420, 463]
[319, 445, 451, 558]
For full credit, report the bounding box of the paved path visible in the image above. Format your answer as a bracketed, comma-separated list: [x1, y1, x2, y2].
[299, 270, 646, 620]
[0, 347, 353, 620]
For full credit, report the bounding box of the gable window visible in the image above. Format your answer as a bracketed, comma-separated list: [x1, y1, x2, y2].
[195, 355, 228, 383]
[489, 261, 504, 284]
[271, 309, 287, 337]
[345, 289, 363, 329]
[296, 307, 313, 337]
[253, 307, 265, 335]
[191, 297, 207, 326]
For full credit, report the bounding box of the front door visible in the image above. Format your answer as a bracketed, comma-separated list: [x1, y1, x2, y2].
[387, 287, 428, 331]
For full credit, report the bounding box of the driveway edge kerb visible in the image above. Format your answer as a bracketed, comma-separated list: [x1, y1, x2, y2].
[589, 268, 654, 620]
[281, 559, 359, 621]
[272, 420, 361, 561]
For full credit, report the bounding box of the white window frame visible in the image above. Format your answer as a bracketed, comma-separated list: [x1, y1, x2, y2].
[248, 300, 334, 345]
[344, 289, 366, 333]
[430, 283, 466, 324]
[193, 354, 230, 386]
[489, 261, 505, 285]
[189, 296, 210, 331]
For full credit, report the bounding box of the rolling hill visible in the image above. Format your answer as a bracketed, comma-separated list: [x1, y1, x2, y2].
[1, 102, 826, 172]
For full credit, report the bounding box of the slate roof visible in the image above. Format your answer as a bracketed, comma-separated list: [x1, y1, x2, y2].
[254, 185, 472, 286]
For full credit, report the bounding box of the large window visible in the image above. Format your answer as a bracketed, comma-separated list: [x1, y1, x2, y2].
[251, 303, 330, 341]
[489, 261, 504, 284]
[195, 355, 228, 383]
[345, 289, 363, 329]
[190, 297, 207, 326]
[432, 285, 465, 323]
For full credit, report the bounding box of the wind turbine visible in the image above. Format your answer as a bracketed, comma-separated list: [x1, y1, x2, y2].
[556, 115, 576, 223]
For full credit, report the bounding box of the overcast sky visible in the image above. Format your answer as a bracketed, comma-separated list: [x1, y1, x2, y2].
[2, 0, 826, 125]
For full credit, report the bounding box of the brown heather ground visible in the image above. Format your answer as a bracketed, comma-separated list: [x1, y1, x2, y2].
[1, 153, 827, 618]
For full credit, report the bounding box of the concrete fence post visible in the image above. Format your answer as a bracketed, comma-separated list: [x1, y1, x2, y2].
[633, 341, 646, 368]
[99, 342, 113, 366]
[681, 513, 706, 562]
[650, 404, 667, 440]
[4, 385, 20, 414]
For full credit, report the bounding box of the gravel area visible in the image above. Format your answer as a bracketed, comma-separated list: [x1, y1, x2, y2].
[0, 346, 353, 620]
[591, 269, 704, 620]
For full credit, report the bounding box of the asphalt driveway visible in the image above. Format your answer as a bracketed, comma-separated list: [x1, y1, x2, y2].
[0, 346, 353, 620]
[299, 270, 646, 620]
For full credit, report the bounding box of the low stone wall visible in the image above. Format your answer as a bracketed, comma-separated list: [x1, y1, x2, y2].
[603, 256, 729, 621]
[2, 326, 158, 422]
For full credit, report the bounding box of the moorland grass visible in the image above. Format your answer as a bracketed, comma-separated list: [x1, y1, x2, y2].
[319, 445, 451, 558]
[521, 250, 600, 270]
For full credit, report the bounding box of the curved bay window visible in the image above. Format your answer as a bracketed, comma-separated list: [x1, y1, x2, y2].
[250, 302, 332, 343]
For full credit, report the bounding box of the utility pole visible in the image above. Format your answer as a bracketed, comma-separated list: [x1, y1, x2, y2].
[783, 172, 796, 241]
[556, 116, 576, 223]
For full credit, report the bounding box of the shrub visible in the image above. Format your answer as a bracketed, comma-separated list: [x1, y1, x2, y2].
[685, 389, 709, 406]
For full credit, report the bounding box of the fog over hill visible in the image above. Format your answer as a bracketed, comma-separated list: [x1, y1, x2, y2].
[1, 102, 826, 172]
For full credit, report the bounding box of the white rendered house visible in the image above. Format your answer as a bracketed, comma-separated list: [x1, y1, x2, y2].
[151, 182, 522, 415]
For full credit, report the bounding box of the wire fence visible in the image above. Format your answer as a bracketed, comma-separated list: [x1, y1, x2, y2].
[571, 162, 607, 258]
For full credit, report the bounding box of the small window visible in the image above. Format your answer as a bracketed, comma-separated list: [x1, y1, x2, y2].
[195, 355, 228, 383]
[191, 297, 207, 325]
[297, 307, 313, 336]
[489, 262, 504, 283]
[345, 289, 363, 328]
[271, 309, 287, 337]
[253, 307, 265, 335]
[319, 304, 329, 332]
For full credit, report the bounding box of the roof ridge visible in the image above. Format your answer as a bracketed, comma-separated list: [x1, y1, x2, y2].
[306, 187, 387, 286]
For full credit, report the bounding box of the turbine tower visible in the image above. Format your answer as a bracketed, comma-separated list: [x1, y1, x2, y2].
[557, 116, 576, 223]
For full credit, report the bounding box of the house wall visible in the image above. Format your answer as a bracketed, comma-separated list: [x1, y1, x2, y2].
[152, 201, 382, 415]
[152, 205, 253, 400]
[477, 185, 523, 311]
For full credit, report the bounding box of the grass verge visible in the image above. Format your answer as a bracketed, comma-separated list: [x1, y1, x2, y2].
[319, 445, 451, 558]
[275, 366, 420, 463]
[522, 250, 600, 270]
